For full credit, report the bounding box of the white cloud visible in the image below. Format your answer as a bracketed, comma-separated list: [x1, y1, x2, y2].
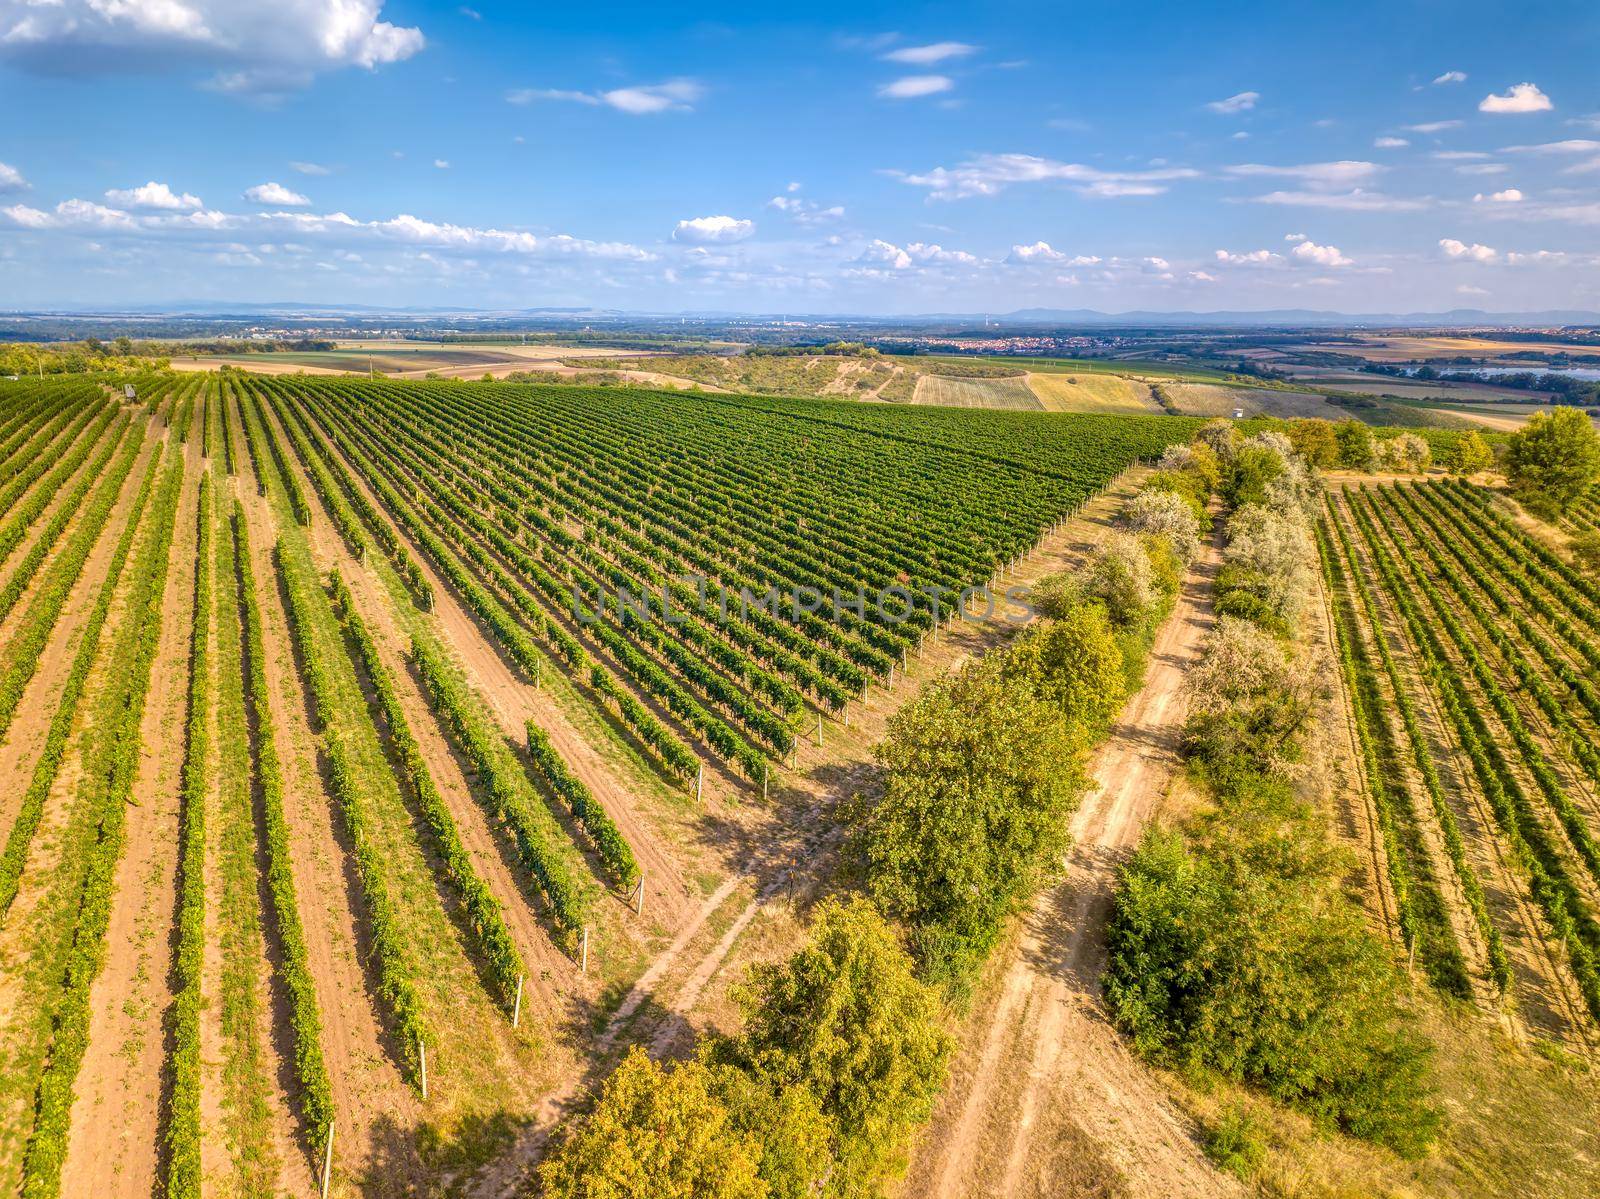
[1440, 238, 1497, 262]
[1284, 232, 1308, 242]
[1374, 136, 1410, 149]
[1501, 138, 1600, 155]
[0, 1, 425, 93]
[1290, 239, 1352, 266]
[878, 75, 954, 99]
[1214, 248, 1280, 264]
[1457, 284, 1490, 296]
[1405, 120, 1463, 134]
[1225, 160, 1381, 188]
[1250, 189, 1428, 212]
[290, 161, 332, 176]
[1456, 163, 1509, 176]
[1433, 70, 1468, 85]
[1206, 91, 1259, 114]
[881, 42, 976, 65]
[1475, 188, 1524, 203]
[893, 152, 1199, 200]
[673, 215, 755, 244]
[1480, 83, 1553, 114]
[1, 198, 136, 230]
[105, 180, 203, 210]
[0, 161, 29, 193]
[1007, 241, 1099, 265]
[507, 79, 703, 114]
[855, 238, 981, 271]
[244, 181, 311, 207]
[433, 159, 450, 170]
[1506, 249, 1566, 264]
[766, 195, 844, 224]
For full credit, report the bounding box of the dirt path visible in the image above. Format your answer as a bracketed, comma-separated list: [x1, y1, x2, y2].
[902, 530, 1236, 1199]
[57, 418, 199, 1196]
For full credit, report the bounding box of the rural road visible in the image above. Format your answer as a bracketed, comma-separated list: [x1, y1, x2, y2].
[904, 529, 1239, 1199]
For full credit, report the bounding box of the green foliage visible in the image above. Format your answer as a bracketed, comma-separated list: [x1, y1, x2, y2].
[1202, 1105, 1268, 1180]
[1506, 406, 1600, 517]
[1003, 602, 1127, 733]
[21, 447, 185, 1199]
[524, 719, 640, 889]
[328, 573, 525, 1010]
[1571, 528, 1600, 577]
[1335, 419, 1376, 470]
[232, 503, 335, 1158]
[1443, 428, 1494, 476]
[166, 473, 214, 1199]
[1285, 418, 1339, 469]
[715, 898, 952, 1196]
[844, 659, 1087, 983]
[412, 634, 588, 942]
[539, 1048, 768, 1199]
[1222, 443, 1286, 507]
[1105, 817, 1439, 1157]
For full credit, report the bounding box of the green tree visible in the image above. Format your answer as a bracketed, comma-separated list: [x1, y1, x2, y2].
[1506, 406, 1600, 517]
[712, 1068, 834, 1199]
[844, 664, 1086, 982]
[1223, 443, 1286, 507]
[539, 1048, 767, 1199]
[717, 898, 952, 1195]
[1442, 429, 1493, 476]
[1004, 603, 1127, 733]
[1286, 418, 1339, 469]
[1334, 420, 1375, 470]
[1570, 529, 1600, 577]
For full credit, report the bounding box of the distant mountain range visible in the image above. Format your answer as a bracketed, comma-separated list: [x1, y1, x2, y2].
[8, 303, 1600, 329]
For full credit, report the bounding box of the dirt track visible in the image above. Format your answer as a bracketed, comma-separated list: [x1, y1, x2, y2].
[902, 530, 1235, 1199]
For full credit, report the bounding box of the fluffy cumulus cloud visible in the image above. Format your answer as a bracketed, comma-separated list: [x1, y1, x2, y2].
[1007, 241, 1100, 265]
[877, 74, 953, 99]
[0, 1, 424, 93]
[507, 79, 703, 114]
[105, 180, 203, 210]
[1290, 239, 1352, 266]
[1440, 238, 1497, 261]
[1206, 90, 1259, 114]
[1480, 83, 1553, 114]
[672, 215, 755, 244]
[894, 152, 1199, 200]
[1475, 188, 1524, 203]
[881, 41, 976, 65]
[1214, 248, 1280, 264]
[244, 181, 310, 207]
[1374, 136, 1409, 149]
[0, 161, 29, 193]
[854, 239, 980, 272]
[1433, 70, 1468, 85]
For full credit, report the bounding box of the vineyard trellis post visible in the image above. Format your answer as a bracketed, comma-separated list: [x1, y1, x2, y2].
[513, 973, 524, 1028]
[321, 1121, 335, 1199]
[581, 925, 589, 974]
[419, 1036, 428, 1100]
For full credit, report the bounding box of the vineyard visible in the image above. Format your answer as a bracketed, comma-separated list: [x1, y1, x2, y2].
[0, 374, 1188, 1196]
[1322, 477, 1600, 1045]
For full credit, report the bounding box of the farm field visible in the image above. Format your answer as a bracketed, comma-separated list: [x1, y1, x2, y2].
[912, 372, 1042, 409]
[0, 373, 1191, 1196]
[171, 340, 651, 380]
[1024, 370, 1157, 413]
[1286, 335, 1600, 363]
[1320, 478, 1600, 1049]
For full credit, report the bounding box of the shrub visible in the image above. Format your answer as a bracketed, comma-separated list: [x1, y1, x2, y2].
[1003, 603, 1127, 733]
[1081, 532, 1156, 628]
[1126, 488, 1202, 563]
[1286, 418, 1339, 469]
[1335, 420, 1376, 470]
[1443, 429, 1494, 477]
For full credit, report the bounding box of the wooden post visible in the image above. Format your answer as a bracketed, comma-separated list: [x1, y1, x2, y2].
[762, 768, 768, 802]
[419, 1037, 428, 1100]
[635, 876, 645, 917]
[886, 664, 895, 689]
[321, 1122, 335, 1199]
[695, 763, 704, 804]
[789, 745, 797, 769]
[512, 973, 524, 1028]
[581, 925, 590, 974]
[901, 646, 908, 671]
[815, 712, 823, 747]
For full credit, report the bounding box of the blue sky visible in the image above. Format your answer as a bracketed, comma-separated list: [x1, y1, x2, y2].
[2, 0, 1598, 314]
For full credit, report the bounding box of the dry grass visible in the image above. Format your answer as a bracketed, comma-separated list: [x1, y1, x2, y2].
[1026, 372, 1157, 414]
[913, 374, 1043, 410]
